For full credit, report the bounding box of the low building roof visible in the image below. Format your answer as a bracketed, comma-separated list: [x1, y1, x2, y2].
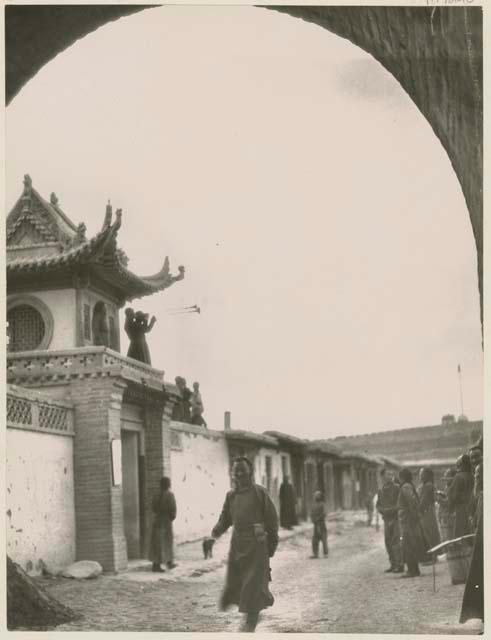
[307, 439, 343, 456]
[263, 430, 308, 447]
[339, 450, 381, 464]
[376, 454, 402, 468]
[401, 458, 457, 467]
[224, 429, 279, 447]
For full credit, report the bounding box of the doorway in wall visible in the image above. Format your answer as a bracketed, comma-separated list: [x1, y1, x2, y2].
[121, 404, 145, 559]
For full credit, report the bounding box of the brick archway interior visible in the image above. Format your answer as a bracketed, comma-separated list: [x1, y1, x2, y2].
[5, 5, 483, 326]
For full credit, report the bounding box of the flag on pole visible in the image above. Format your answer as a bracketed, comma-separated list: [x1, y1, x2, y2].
[458, 364, 461, 373]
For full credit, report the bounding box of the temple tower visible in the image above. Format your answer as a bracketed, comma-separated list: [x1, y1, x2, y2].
[6, 175, 185, 571]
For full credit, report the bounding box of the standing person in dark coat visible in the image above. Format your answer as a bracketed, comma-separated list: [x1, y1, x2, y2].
[211, 457, 279, 633]
[418, 467, 440, 561]
[397, 468, 427, 578]
[279, 475, 298, 530]
[448, 454, 473, 538]
[149, 477, 177, 572]
[460, 459, 483, 624]
[435, 467, 457, 542]
[376, 468, 403, 573]
[310, 491, 328, 558]
[468, 444, 482, 529]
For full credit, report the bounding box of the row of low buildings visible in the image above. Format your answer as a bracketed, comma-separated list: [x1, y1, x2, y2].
[7, 378, 398, 576]
[5, 176, 477, 578]
[328, 418, 483, 487]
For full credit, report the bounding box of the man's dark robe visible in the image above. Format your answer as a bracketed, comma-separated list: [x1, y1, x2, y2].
[148, 490, 177, 564]
[397, 481, 427, 567]
[460, 502, 483, 623]
[279, 481, 298, 528]
[448, 470, 473, 537]
[377, 480, 402, 569]
[418, 481, 441, 550]
[212, 484, 279, 614]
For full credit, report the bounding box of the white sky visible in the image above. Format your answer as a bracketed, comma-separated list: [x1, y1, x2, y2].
[5, 6, 483, 438]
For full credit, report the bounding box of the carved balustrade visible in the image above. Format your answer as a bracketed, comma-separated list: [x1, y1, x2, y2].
[7, 346, 165, 390]
[7, 384, 75, 436]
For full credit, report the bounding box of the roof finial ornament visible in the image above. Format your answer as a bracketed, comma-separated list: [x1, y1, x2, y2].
[103, 200, 112, 230]
[23, 174, 32, 193]
[50, 192, 59, 206]
[75, 222, 87, 245]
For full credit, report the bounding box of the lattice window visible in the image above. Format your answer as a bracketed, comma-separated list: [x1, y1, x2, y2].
[7, 305, 45, 352]
[83, 304, 91, 340]
[39, 404, 68, 432]
[170, 430, 183, 450]
[7, 395, 32, 425]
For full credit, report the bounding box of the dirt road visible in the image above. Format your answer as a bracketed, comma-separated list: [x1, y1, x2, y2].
[36, 511, 479, 633]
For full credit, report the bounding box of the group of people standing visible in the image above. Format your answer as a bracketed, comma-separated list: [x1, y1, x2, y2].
[147, 441, 483, 633]
[377, 442, 482, 580]
[375, 440, 483, 622]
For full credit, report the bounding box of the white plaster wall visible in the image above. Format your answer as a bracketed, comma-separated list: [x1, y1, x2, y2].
[22, 289, 77, 350]
[6, 428, 76, 575]
[170, 428, 231, 543]
[254, 448, 288, 511]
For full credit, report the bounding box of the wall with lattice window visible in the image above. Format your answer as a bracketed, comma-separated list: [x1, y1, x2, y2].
[6, 385, 76, 575]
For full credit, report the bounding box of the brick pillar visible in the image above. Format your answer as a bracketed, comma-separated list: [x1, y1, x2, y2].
[69, 375, 127, 572]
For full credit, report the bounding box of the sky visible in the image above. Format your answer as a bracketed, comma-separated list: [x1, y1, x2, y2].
[5, 6, 483, 438]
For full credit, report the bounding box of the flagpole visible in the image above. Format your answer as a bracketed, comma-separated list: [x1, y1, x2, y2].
[457, 364, 464, 417]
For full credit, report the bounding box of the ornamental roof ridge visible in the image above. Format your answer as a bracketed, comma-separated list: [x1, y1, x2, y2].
[7, 174, 78, 248]
[7, 178, 186, 304]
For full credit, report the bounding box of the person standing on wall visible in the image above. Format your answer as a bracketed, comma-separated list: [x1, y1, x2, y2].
[376, 468, 403, 573]
[210, 457, 279, 633]
[149, 476, 177, 572]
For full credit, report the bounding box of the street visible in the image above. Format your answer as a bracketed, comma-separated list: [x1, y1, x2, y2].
[37, 511, 479, 634]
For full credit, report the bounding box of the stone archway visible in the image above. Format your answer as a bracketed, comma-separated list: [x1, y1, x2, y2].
[5, 5, 483, 324]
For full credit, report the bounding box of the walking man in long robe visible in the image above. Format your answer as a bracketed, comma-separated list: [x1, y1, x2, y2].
[211, 457, 279, 632]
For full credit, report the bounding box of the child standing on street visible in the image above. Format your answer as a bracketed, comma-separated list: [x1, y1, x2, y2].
[310, 491, 328, 558]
